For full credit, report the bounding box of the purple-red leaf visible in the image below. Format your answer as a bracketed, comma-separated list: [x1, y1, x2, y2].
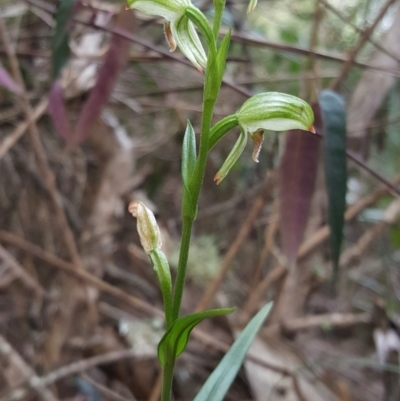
[48, 80, 71, 141]
[70, 9, 134, 148]
[279, 106, 321, 268]
[0, 65, 21, 94]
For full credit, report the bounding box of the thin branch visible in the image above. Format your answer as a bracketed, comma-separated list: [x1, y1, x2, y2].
[227, 30, 400, 77]
[329, 0, 397, 90]
[0, 334, 59, 401]
[308, 0, 324, 100]
[346, 150, 400, 196]
[0, 16, 82, 269]
[281, 312, 370, 334]
[0, 98, 48, 161]
[299, 172, 400, 260]
[81, 374, 138, 401]
[0, 230, 163, 318]
[0, 245, 46, 297]
[0, 349, 149, 401]
[320, 0, 400, 64]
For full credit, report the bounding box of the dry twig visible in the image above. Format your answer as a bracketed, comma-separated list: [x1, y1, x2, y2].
[0, 334, 59, 401]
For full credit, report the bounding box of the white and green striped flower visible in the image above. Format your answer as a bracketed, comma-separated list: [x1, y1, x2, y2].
[214, 92, 315, 184]
[127, 0, 207, 71]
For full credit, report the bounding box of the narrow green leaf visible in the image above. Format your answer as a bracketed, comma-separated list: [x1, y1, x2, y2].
[213, 0, 226, 39]
[149, 249, 173, 329]
[158, 308, 234, 367]
[182, 121, 197, 188]
[193, 302, 272, 401]
[216, 30, 231, 84]
[319, 90, 347, 284]
[214, 129, 247, 185]
[181, 121, 197, 218]
[51, 0, 77, 80]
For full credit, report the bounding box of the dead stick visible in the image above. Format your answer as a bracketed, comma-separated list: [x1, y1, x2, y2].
[0, 231, 315, 396]
[0, 349, 148, 401]
[0, 98, 48, 161]
[0, 231, 162, 317]
[281, 312, 370, 334]
[0, 245, 46, 297]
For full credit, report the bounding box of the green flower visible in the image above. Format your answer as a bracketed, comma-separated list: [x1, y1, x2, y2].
[214, 92, 315, 184]
[127, 0, 207, 71]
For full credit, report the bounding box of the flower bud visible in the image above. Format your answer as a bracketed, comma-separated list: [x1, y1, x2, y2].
[128, 201, 162, 253]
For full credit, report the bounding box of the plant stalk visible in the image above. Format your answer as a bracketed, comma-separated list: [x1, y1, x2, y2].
[171, 217, 194, 321]
[161, 360, 175, 401]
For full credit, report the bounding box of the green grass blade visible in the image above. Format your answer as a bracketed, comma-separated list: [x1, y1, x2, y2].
[193, 302, 272, 401]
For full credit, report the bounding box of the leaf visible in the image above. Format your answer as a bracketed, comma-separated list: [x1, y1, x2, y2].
[319, 90, 347, 282]
[51, 0, 77, 79]
[181, 121, 197, 218]
[70, 9, 135, 148]
[157, 308, 234, 368]
[48, 80, 71, 141]
[215, 30, 231, 86]
[214, 129, 247, 185]
[193, 302, 272, 401]
[280, 120, 320, 267]
[0, 64, 21, 93]
[182, 120, 197, 188]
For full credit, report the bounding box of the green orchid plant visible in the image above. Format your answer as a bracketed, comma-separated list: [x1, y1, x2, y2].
[127, 0, 315, 400]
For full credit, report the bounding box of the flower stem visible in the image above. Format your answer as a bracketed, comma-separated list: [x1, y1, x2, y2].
[171, 217, 194, 321]
[213, 0, 226, 39]
[161, 360, 175, 401]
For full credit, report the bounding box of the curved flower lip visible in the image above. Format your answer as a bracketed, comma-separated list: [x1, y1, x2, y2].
[127, 0, 207, 71]
[237, 92, 315, 134]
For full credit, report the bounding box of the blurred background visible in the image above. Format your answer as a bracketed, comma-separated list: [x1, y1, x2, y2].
[1, 0, 400, 400]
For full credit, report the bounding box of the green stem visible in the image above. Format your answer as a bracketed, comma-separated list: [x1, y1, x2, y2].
[149, 249, 173, 329]
[171, 217, 194, 321]
[213, 0, 226, 39]
[171, 46, 219, 321]
[209, 114, 239, 151]
[165, 8, 223, 400]
[161, 360, 175, 401]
